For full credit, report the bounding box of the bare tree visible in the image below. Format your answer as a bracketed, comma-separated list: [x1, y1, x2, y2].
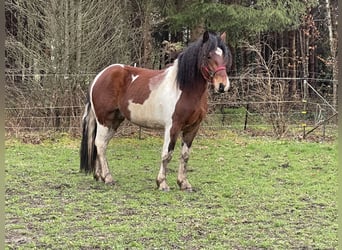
[324, 0, 338, 108]
[5, 0, 142, 131]
[242, 43, 291, 137]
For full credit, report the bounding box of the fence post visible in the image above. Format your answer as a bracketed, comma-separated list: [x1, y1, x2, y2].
[138, 126, 142, 140]
[302, 123, 306, 139]
[302, 99, 307, 138]
[244, 103, 249, 130]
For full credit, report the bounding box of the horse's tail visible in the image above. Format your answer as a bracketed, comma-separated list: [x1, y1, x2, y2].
[80, 101, 97, 175]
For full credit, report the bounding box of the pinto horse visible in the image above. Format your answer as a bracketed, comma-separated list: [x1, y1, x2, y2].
[80, 31, 232, 191]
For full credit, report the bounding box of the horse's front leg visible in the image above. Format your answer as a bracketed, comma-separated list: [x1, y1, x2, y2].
[177, 125, 200, 191]
[177, 141, 192, 191]
[156, 151, 173, 191]
[156, 126, 178, 191]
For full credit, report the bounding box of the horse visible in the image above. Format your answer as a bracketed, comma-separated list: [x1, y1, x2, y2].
[80, 31, 232, 191]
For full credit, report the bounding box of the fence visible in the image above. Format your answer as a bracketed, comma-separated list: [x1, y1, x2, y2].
[5, 74, 338, 140]
[5, 101, 337, 140]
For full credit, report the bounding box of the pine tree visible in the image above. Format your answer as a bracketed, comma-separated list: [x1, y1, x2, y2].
[168, 0, 318, 45]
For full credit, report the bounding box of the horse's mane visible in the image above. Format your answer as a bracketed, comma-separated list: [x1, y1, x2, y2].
[176, 31, 231, 90]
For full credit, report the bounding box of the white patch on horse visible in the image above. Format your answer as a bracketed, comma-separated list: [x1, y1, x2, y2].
[95, 123, 114, 149]
[131, 74, 139, 83]
[89, 64, 124, 124]
[225, 76, 230, 91]
[215, 47, 223, 56]
[127, 60, 182, 129]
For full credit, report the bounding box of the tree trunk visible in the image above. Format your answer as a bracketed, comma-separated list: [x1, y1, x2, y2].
[299, 27, 309, 101]
[288, 30, 297, 98]
[308, 37, 315, 86]
[75, 0, 83, 71]
[49, 0, 58, 73]
[325, 0, 337, 108]
[142, 1, 153, 68]
[64, 1, 69, 74]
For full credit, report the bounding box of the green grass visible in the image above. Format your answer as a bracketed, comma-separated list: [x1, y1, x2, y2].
[5, 132, 337, 249]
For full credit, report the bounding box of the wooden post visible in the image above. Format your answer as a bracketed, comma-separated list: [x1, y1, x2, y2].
[302, 99, 307, 138]
[244, 103, 249, 130]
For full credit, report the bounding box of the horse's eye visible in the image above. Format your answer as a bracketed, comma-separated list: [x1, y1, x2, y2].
[207, 56, 211, 59]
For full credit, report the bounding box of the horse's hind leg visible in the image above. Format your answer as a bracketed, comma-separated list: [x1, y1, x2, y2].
[94, 123, 115, 184]
[94, 111, 124, 184]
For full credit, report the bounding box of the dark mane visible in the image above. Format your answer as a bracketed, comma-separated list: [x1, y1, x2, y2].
[176, 32, 231, 90]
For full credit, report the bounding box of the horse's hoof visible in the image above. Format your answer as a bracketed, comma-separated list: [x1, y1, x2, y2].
[93, 175, 103, 182]
[159, 186, 170, 192]
[180, 186, 193, 192]
[183, 187, 193, 192]
[156, 178, 170, 191]
[105, 180, 115, 186]
[178, 180, 192, 192]
[103, 173, 115, 185]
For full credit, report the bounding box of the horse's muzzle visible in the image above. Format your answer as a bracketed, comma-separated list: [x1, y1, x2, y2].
[218, 83, 225, 93]
[214, 78, 230, 93]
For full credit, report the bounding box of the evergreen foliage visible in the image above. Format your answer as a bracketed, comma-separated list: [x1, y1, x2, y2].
[168, 0, 319, 44]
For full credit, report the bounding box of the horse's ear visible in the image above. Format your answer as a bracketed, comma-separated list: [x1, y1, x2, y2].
[220, 32, 226, 42]
[202, 31, 209, 43]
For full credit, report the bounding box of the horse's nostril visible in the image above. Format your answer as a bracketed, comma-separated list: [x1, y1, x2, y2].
[219, 83, 225, 93]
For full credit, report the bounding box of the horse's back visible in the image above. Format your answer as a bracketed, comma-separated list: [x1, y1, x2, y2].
[90, 63, 182, 129]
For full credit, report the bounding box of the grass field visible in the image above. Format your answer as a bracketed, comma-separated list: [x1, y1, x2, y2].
[5, 131, 337, 249]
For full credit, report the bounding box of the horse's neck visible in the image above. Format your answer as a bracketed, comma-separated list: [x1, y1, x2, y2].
[172, 59, 208, 96]
[186, 78, 208, 99]
[183, 81, 208, 107]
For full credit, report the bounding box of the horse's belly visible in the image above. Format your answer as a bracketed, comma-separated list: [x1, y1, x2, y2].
[128, 101, 169, 129]
[127, 88, 181, 129]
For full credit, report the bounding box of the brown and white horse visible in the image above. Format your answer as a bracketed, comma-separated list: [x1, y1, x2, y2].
[80, 31, 232, 191]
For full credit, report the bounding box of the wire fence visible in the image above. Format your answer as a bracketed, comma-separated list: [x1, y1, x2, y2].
[5, 74, 338, 141]
[5, 100, 337, 141]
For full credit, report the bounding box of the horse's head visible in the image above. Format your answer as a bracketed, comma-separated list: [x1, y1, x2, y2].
[200, 31, 232, 93]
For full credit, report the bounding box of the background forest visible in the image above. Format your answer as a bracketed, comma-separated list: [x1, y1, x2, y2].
[4, 0, 338, 137]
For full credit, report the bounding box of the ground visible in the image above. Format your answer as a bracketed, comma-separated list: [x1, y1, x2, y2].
[5, 131, 337, 249]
